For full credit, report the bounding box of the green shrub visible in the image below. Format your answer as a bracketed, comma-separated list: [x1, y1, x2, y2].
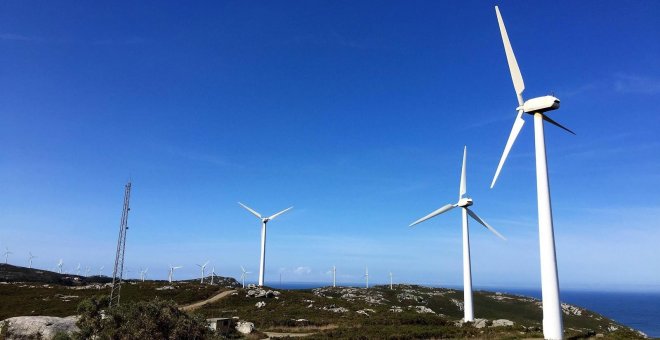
[76, 296, 219, 339]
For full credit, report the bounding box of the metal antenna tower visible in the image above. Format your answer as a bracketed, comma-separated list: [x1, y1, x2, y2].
[109, 181, 132, 307]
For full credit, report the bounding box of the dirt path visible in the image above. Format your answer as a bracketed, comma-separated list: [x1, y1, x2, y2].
[180, 289, 237, 311]
[264, 332, 315, 338]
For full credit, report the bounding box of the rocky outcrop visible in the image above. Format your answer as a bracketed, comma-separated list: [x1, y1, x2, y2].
[492, 319, 514, 327]
[246, 288, 280, 298]
[255, 301, 266, 309]
[235, 321, 254, 334]
[0, 316, 80, 339]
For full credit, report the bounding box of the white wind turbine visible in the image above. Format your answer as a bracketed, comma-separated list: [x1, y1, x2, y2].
[490, 7, 573, 339]
[410, 146, 505, 322]
[98, 266, 104, 276]
[196, 260, 209, 284]
[140, 268, 149, 282]
[85, 266, 91, 277]
[76, 263, 81, 276]
[364, 266, 369, 289]
[28, 252, 37, 269]
[3, 247, 12, 264]
[238, 202, 293, 286]
[57, 259, 64, 274]
[210, 266, 216, 285]
[240, 266, 251, 288]
[389, 272, 393, 290]
[168, 265, 182, 283]
[332, 265, 337, 288]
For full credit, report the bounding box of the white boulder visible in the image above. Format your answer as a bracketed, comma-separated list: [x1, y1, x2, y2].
[235, 321, 254, 334]
[0, 316, 80, 340]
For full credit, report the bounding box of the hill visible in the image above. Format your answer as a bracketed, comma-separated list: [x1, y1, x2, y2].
[0, 264, 112, 286]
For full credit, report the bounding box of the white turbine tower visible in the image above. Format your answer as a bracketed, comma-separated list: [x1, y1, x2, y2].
[3, 247, 12, 264]
[410, 146, 505, 322]
[389, 272, 393, 290]
[196, 261, 209, 284]
[140, 268, 148, 282]
[490, 7, 573, 339]
[364, 266, 369, 289]
[210, 266, 216, 285]
[76, 263, 81, 276]
[57, 259, 64, 274]
[238, 202, 293, 286]
[28, 252, 37, 269]
[168, 265, 182, 283]
[240, 266, 251, 288]
[332, 265, 336, 288]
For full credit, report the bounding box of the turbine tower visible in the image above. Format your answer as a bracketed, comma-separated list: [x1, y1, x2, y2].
[168, 265, 182, 283]
[364, 266, 369, 289]
[3, 247, 12, 264]
[410, 146, 505, 322]
[238, 202, 293, 286]
[110, 181, 132, 307]
[196, 261, 209, 284]
[98, 266, 104, 276]
[389, 272, 393, 290]
[210, 266, 216, 285]
[57, 259, 64, 274]
[490, 7, 573, 339]
[76, 263, 81, 276]
[28, 252, 37, 269]
[332, 265, 336, 288]
[240, 266, 251, 288]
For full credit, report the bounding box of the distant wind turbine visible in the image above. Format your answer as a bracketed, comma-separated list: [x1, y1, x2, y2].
[238, 202, 293, 286]
[196, 260, 209, 284]
[389, 272, 393, 290]
[240, 266, 251, 288]
[85, 266, 91, 277]
[210, 266, 216, 285]
[364, 266, 369, 289]
[76, 263, 81, 276]
[57, 259, 64, 274]
[140, 268, 148, 282]
[3, 247, 12, 264]
[168, 265, 182, 283]
[332, 265, 336, 288]
[410, 146, 505, 322]
[98, 266, 104, 276]
[28, 252, 37, 269]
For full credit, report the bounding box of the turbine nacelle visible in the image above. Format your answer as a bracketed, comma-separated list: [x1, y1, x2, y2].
[457, 197, 473, 208]
[519, 95, 560, 114]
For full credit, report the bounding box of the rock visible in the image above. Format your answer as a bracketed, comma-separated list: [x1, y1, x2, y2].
[156, 285, 175, 290]
[561, 303, 583, 316]
[356, 310, 370, 317]
[255, 301, 266, 309]
[235, 321, 254, 334]
[0, 316, 80, 340]
[450, 298, 464, 311]
[414, 306, 435, 314]
[389, 306, 403, 313]
[473, 319, 488, 329]
[492, 319, 514, 327]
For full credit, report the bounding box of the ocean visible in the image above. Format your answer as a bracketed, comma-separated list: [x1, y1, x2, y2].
[267, 282, 660, 338]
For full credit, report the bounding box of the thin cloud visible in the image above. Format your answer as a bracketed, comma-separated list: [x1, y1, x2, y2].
[614, 74, 660, 94]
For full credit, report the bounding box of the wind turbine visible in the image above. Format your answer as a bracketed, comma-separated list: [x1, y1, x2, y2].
[490, 7, 573, 339]
[210, 266, 216, 285]
[98, 266, 104, 276]
[332, 265, 336, 288]
[85, 266, 91, 277]
[3, 247, 12, 264]
[238, 202, 293, 286]
[28, 252, 37, 269]
[364, 266, 369, 289]
[76, 263, 81, 276]
[240, 266, 251, 288]
[140, 268, 148, 282]
[410, 146, 505, 322]
[196, 260, 209, 284]
[389, 272, 393, 290]
[168, 265, 182, 283]
[57, 259, 63, 274]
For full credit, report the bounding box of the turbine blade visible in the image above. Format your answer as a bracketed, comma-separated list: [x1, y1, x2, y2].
[542, 114, 576, 135]
[491, 110, 526, 188]
[459, 146, 467, 199]
[238, 202, 262, 219]
[465, 208, 506, 240]
[241, 266, 246, 273]
[203, 260, 209, 267]
[268, 206, 293, 220]
[495, 6, 525, 105]
[409, 204, 457, 227]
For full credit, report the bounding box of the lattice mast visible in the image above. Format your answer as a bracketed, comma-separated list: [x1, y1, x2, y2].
[109, 182, 132, 307]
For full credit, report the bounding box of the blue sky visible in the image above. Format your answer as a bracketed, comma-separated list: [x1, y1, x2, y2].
[1, 1, 659, 291]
